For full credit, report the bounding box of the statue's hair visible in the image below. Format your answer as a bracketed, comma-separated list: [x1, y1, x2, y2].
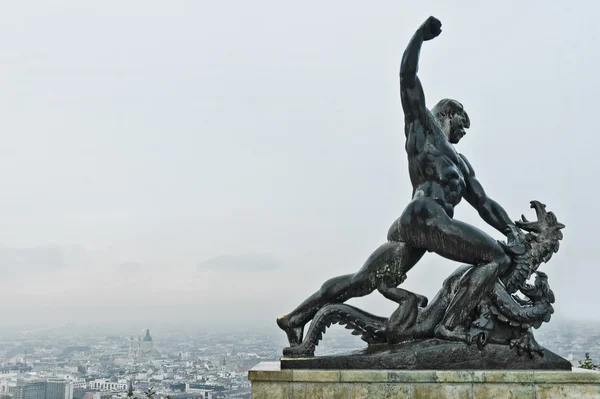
[431, 98, 470, 127]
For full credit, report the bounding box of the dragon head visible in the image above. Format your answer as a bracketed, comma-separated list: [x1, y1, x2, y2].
[516, 201, 565, 233]
[516, 200, 565, 268]
[503, 201, 565, 294]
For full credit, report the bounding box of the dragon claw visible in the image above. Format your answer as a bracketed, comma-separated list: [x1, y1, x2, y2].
[510, 329, 544, 358]
[477, 332, 488, 351]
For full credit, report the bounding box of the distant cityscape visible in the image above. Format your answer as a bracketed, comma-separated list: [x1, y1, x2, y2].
[0, 320, 597, 399]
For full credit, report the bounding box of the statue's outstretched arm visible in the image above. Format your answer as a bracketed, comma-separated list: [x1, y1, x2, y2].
[400, 16, 442, 135]
[461, 154, 515, 236]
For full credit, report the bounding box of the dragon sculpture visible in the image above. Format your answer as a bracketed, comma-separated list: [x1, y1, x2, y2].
[284, 200, 564, 358]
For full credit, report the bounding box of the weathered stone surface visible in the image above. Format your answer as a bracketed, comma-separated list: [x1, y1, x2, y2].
[482, 370, 535, 383]
[250, 381, 289, 399]
[533, 370, 600, 383]
[473, 383, 536, 399]
[388, 370, 437, 382]
[535, 383, 600, 398]
[340, 370, 388, 382]
[350, 383, 410, 399]
[290, 382, 348, 399]
[412, 383, 471, 399]
[281, 338, 572, 370]
[249, 363, 600, 398]
[435, 370, 478, 383]
[292, 369, 339, 382]
[247, 361, 292, 382]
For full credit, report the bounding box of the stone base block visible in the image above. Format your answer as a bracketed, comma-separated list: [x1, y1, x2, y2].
[249, 362, 600, 398]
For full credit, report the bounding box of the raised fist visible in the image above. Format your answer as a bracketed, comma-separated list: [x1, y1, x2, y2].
[419, 16, 442, 41]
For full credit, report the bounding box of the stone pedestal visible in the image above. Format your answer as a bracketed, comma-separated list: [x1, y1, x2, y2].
[249, 362, 600, 398]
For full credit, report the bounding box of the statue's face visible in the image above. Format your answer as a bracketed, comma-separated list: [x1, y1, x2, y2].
[447, 110, 470, 144]
[433, 99, 470, 144]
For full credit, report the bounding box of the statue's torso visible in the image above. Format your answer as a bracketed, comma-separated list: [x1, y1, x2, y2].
[405, 117, 469, 213]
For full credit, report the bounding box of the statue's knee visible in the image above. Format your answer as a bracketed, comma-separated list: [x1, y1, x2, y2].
[349, 272, 374, 294]
[319, 277, 336, 291]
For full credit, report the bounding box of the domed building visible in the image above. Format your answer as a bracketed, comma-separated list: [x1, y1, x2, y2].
[129, 329, 156, 362]
[141, 329, 154, 353]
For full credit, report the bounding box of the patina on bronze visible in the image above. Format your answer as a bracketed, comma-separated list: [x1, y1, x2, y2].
[277, 16, 569, 370]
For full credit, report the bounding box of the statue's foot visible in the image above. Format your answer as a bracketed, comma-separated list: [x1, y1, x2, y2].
[282, 341, 315, 358]
[434, 324, 469, 343]
[277, 315, 304, 347]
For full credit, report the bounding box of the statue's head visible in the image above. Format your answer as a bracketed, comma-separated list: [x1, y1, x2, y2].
[432, 99, 470, 144]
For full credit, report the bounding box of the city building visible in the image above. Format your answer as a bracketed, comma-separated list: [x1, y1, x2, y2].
[4, 377, 72, 399]
[129, 329, 155, 362]
[141, 330, 153, 354]
[45, 379, 73, 399]
[13, 378, 45, 399]
[86, 380, 126, 392]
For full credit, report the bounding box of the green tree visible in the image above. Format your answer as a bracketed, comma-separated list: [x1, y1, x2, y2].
[129, 385, 173, 399]
[144, 388, 156, 399]
[578, 353, 600, 370]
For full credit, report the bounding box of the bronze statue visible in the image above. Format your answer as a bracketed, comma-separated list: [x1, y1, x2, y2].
[277, 16, 566, 369]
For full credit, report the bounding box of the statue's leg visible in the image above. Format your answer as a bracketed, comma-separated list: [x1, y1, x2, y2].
[396, 199, 511, 341]
[277, 273, 361, 346]
[277, 242, 425, 346]
[412, 264, 473, 338]
[380, 287, 421, 344]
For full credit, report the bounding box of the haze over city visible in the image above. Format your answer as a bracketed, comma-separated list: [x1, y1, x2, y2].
[0, 1, 597, 330]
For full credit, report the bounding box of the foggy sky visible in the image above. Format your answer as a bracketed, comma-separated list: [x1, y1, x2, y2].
[0, 1, 597, 328]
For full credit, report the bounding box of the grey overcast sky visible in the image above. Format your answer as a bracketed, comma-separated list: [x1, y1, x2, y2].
[0, 1, 597, 328]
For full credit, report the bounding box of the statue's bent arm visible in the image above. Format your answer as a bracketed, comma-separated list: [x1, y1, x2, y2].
[460, 154, 515, 235]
